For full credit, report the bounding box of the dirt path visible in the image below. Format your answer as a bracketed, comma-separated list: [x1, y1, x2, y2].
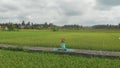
[0, 44, 120, 58]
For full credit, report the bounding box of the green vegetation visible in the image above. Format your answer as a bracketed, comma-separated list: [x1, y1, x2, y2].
[0, 29, 120, 68]
[0, 50, 119, 68]
[52, 26, 59, 32]
[0, 29, 120, 51]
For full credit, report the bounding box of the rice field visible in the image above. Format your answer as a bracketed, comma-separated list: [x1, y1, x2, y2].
[0, 29, 120, 68]
[0, 49, 120, 68]
[0, 29, 120, 51]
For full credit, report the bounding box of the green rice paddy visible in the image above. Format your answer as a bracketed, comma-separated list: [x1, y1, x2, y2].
[0, 29, 120, 51]
[0, 50, 120, 68]
[0, 29, 120, 68]
[0, 30, 120, 51]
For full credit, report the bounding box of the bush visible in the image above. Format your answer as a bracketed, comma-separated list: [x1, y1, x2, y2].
[52, 27, 59, 32]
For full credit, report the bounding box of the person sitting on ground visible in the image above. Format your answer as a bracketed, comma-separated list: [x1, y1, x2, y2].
[61, 38, 67, 51]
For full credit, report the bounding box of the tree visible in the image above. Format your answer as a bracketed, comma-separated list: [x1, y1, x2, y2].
[27, 21, 31, 26]
[44, 22, 48, 28]
[7, 24, 16, 31]
[22, 21, 25, 25]
[119, 23, 120, 29]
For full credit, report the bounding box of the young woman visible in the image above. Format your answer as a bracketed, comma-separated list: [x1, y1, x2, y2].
[61, 38, 67, 51]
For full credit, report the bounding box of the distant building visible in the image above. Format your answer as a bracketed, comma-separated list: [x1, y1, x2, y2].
[0, 25, 2, 30]
[5, 26, 8, 31]
[19, 25, 26, 29]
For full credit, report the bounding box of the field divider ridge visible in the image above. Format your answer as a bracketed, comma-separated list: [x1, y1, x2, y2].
[0, 44, 120, 58]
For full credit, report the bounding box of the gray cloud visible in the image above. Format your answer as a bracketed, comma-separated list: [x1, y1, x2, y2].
[97, 0, 120, 6]
[0, 5, 17, 13]
[58, 0, 83, 16]
[0, 8, 8, 12]
[2, 4, 18, 11]
[0, 0, 20, 12]
[60, 6, 83, 16]
[0, 0, 86, 24]
[0, 0, 120, 26]
[95, 0, 120, 10]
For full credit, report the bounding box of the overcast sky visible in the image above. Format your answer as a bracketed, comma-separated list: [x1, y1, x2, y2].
[0, 0, 120, 26]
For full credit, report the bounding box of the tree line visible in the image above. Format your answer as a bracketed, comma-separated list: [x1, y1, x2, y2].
[0, 21, 120, 31]
[92, 24, 120, 29]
